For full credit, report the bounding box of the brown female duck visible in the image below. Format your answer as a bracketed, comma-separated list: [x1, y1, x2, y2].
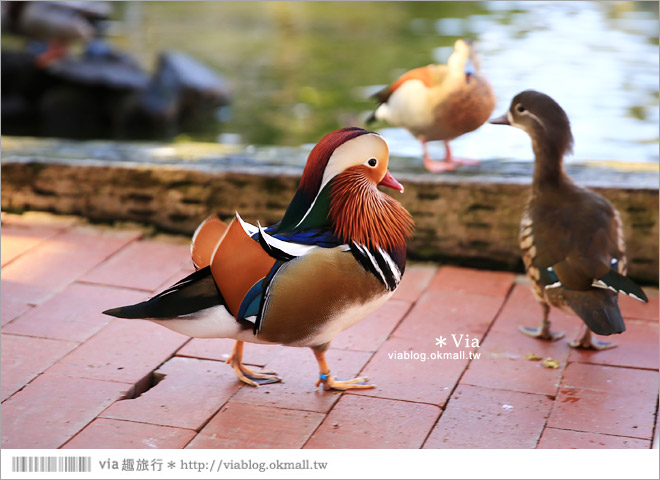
[490, 90, 647, 349]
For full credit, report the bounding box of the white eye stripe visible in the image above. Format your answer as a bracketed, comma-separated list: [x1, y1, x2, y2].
[319, 133, 384, 194]
[294, 133, 386, 228]
[526, 111, 547, 131]
[508, 109, 547, 132]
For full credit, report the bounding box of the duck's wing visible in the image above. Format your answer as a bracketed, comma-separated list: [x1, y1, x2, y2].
[256, 223, 342, 261]
[103, 266, 223, 319]
[101, 213, 279, 330]
[102, 214, 312, 327]
[208, 215, 350, 330]
[371, 64, 445, 104]
[558, 288, 626, 335]
[191, 214, 229, 270]
[530, 188, 647, 302]
[104, 212, 234, 321]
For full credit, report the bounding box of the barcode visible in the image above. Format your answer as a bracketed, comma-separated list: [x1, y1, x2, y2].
[11, 456, 92, 473]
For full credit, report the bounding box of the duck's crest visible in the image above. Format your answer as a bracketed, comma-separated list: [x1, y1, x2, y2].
[298, 127, 371, 197]
[276, 127, 370, 232]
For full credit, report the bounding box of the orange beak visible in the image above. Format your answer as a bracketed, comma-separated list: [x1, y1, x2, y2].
[378, 170, 404, 193]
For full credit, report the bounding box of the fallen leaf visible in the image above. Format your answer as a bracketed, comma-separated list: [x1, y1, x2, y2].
[543, 357, 560, 369]
[524, 353, 542, 361]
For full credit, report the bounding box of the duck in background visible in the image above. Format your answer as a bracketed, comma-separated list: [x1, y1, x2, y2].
[1, 1, 111, 68]
[490, 90, 648, 349]
[104, 127, 414, 389]
[368, 38, 495, 172]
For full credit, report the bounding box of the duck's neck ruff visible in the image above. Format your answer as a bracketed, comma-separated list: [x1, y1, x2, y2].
[328, 168, 413, 252]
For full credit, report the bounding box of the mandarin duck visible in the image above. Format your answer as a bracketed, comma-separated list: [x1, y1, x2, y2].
[104, 127, 414, 389]
[489, 90, 648, 349]
[367, 38, 495, 173]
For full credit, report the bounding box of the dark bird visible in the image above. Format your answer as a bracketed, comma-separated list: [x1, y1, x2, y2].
[490, 90, 648, 349]
[2, 1, 111, 67]
[368, 39, 495, 172]
[104, 127, 414, 389]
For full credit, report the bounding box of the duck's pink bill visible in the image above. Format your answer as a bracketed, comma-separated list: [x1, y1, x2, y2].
[378, 170, 404, 193]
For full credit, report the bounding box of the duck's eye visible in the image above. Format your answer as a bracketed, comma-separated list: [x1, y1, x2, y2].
[516, 104, 526, 113]
[367, 157, 378, 167]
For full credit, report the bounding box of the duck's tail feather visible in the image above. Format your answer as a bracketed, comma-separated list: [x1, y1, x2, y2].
[563, 288, 626, 336]
[595, 269, 648, 303]
[103, 266, 224, 319]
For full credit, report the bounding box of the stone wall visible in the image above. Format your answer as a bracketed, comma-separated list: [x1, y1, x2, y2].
[2, 136, 658, 284]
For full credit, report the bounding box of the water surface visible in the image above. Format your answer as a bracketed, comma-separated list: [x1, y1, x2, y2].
[11, 1, 660, 163]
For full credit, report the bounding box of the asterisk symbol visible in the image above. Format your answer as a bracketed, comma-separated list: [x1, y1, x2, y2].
[435, 336, 446, 347]
[167, 461, 176, 469]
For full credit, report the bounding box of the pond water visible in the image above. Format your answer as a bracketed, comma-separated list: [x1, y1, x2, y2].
[11, 1, 660, 164]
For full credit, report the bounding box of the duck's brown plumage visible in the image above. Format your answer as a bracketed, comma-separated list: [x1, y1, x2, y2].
[370, 39, 495, 172]
[523, 178, 625, 291]
[256, 246, 384, 345]
[491, 90, 646, 347]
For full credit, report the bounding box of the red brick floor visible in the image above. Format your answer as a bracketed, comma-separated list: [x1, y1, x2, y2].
[1, 212, 658, 449]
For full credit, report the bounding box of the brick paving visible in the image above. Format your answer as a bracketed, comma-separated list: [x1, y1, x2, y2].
[1, 212, 658, 449]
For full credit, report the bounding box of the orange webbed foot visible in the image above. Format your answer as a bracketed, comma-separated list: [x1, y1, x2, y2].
[313, 347, 375, 391]
[227, 340, 282, 387]
[423, 156, 457, 173]
[450, 157, 481, 166]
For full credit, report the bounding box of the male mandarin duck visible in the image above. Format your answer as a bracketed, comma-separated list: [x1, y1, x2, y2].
[368, 38, 495, 173]
[104, 127, 414, 389]
[489, 90, 648, 349]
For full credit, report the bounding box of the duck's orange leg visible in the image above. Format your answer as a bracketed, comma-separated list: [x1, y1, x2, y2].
[226, 340, 281, 386]
[420, 136, 456, 172]
[312, 345, 374, 391]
